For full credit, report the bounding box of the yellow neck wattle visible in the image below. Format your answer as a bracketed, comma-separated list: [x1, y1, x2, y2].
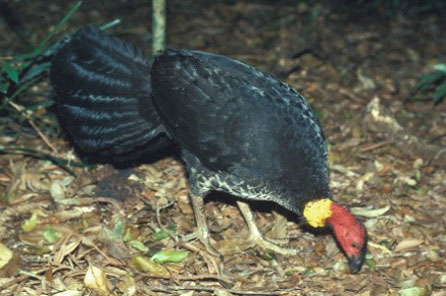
[303, 198, 333, 228]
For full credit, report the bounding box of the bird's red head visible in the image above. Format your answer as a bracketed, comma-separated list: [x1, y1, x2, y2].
[326, 202, 367, 273]
[303, 199, 367, 273]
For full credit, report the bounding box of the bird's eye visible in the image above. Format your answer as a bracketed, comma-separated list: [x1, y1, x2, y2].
[351, 242, 359, 249]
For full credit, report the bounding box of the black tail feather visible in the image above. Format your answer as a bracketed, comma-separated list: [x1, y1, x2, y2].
[51, 26, 170, 162]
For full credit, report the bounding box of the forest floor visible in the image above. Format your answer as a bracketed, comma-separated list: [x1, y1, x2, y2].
[0, 1, 445, 295]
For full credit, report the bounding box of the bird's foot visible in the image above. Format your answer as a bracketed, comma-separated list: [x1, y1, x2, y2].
[246, 233, 299, 255]
[181, 228, 220, 257]
[236, 200, 299, 255]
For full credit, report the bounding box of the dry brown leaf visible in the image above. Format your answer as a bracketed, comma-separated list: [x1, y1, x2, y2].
[394, 239, 424, 252]
[84, 264, 111, 295]
[53, 235, 82, 264]
[53, 291, 83, 296]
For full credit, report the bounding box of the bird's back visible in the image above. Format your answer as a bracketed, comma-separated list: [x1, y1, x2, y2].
[151, 49, 329, 201]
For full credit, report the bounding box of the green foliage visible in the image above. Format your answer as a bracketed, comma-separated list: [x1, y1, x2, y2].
[112, 218, 126, 239]
[0, 1, 82, 108]
[21, 212, 39, 232]
[150, 250, 189, 264]
[411, 64, 446, 104]
[43, 226, 62, 243]
[129, 240, 149, 252]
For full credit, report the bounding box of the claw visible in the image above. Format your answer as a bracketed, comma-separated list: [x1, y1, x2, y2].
[237, 201, 299, 255]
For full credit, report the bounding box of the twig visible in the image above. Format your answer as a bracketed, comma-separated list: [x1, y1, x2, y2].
[8, 101, 57, 153]
[359, 140, 392, 152]
[139, 273, 230, 283]
[155, 198, 177, 242]
[145, 284, 292, 295]
[18, 270, 44, 281]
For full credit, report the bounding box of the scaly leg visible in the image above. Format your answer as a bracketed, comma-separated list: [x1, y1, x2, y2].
[236, 201, 298, 255]
[181, 193, 220, 256]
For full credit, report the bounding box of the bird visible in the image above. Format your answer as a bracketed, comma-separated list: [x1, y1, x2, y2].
[51, 25, 367, 273]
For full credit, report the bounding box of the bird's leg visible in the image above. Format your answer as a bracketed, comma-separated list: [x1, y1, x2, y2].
[181, 193, 220, 257]
[236, 201, 298, 255]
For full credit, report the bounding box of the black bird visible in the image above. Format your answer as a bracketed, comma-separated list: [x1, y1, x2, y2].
[51, 26, 367, 273]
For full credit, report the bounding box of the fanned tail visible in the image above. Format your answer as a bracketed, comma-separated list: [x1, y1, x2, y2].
[51, 25, 170, 162]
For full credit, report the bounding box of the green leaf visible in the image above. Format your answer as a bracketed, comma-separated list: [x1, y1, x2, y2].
[150, 250, 189, 264]
[112, 218, 126, 239]
[433, 83, 446, 104]
[151, 230, 170, 241]
[2, 62, 19, 83]
[123, 228, 133, 242]
[413, 71, 444, 92]
[129, 240, 149, 252]
[43, 226, 61, 243]
[433, 63, 446, 73]
[18, 1, 82, 61]
[22, 212, 39, 232]
[40, 1, 82, 49]
[167, 224, 177, 232]
[100, 19, 121, 30]
[21, 62, 51, 82]
[0, 77, 39, 110]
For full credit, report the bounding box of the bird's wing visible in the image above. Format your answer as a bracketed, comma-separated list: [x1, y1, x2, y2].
[151, 49, 327, 180]
[51, 25, 169, 159]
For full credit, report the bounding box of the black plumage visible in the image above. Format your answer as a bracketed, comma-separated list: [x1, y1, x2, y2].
[51, 26, 367, 272]
[50, 26, 171, 162]
[151, 50, 329, 214]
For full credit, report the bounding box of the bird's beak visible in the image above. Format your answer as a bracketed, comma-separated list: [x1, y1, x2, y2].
[349, 254, 365, 274]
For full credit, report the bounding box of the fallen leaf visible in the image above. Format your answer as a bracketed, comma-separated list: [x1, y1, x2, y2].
[351, 205, 391, 218]
[129, 240, 149, 252]
[394, 239, 424, 252]
[130, 255, 168, 275]
[53, 291, 83, 296]
[368, 241, 392, 254]
[151, 250, 189, 264]
[356, 172, 375, 191]
[0, 243, 13, 269]
[43, 226, 62, 243]
[215, 289, 235, 296]
[84, 265, 111, 295]
[53, 236, 82, 264]
[21, 212, 39, 232]
[50, 181, 65, 202]
[398, 287, 428, 296]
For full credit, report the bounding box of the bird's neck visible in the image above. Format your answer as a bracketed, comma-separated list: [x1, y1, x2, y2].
[302, 198, 333, 228]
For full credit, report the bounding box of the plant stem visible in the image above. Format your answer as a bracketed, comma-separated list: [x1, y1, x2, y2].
[152, 0, 166, 57]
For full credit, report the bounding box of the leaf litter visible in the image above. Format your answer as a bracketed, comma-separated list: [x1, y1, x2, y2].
[1, 1, 446, 295]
